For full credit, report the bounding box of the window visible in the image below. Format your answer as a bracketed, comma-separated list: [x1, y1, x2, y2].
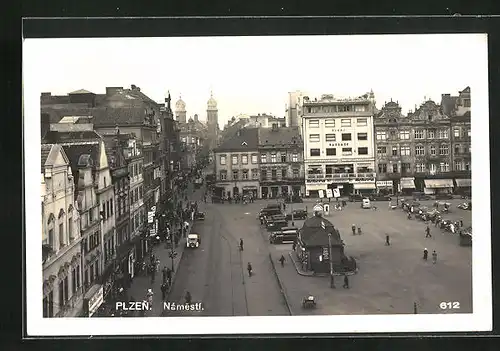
[68, 218, 73, 241]
[454, 129, 460, 138]
[430, 145, 436, 155]
[325, 119, 335, 127]
[72, 268, 77, 294]
[438, 129, 449, 139]
[358, 147, 368, 155]
[271, 170, 277, 180]
[392, 164, 398, 173]
[310, 148, 320, 156]
[261, 170, 267, 180]
[355, 105, 367, 112]
[377, 146, 387, 155]
[401, 163, 411, 173]
[341, 119, 351, 127]
[467, 129, 471, 137]
[357, 133, 368, 140]
[138, 186, 143, 199]
[219, 171, 227, 180]
[376, 131, 387, 140]
[454, 145, 461, 154]
[280, 154, 287, 162]
[309, 134, 320, 142]
[342, 148, 352, 156]
[232, 170, 239, 180]
[326, 148, 336, 156]
[292, 153, 298, 162]
[281, 169, 287, 178]
[454, 160, 462, 171]
[427, 129, 435, 139]
[43, 291, 54, 317]
[392, 146, 398, 156]
[464, 99, 471, 107]
[378, 163, 387, 173]
[325, 134, 336, 142]
[261, 154, 267, 163]
[341, 133, 352, 141]
[439, 144, 449, 155]
[293, 168, 299, 178]
[414, 130, 424, 139]
[251, 154, 258, 164]
[309, 120, 319, 128]
[107, 201, 111, 218]
[220, 155, 226, 165]
[339, 105, 352, 112]
[242, 170, 249, 180]
[252, 169, 259, 179]
[399, 131, 410, 140]
[104, 177, 107, 188]
[241, 155, 248, 164]
[232, 155, 238, 165]
[400, 146, 411, 156]
[415, 163, 426, 173]
[415, 145, 425, 156]
[59, 223, 64, 247]
[356, 118, 367, 126]
[440, 162, 450, 172]
[465, 161, 470, 171]
[271, 154, 277, 163]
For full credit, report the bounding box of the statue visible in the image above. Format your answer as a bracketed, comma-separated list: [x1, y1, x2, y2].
[166, 91, 171, 111]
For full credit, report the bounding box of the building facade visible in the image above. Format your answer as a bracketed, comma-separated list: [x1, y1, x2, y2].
[258, 125, 305, 199]
[41, 144, 84, 317]
[301, 93, 377, 197]
[286, 91, 304, 127]
[213, 128, 260, 199]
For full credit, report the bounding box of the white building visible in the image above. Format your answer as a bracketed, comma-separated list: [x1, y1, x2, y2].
[42, 144, 83, 317]
[301, 92, 377, 197]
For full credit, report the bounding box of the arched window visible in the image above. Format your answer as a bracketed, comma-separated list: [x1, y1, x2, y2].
[104, 177, 107, 188]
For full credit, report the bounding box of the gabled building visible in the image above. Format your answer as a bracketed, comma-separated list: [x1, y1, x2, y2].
[213, 128, 260, 199]
[258, 125, 305, 199]
[41, 144, 84, 317]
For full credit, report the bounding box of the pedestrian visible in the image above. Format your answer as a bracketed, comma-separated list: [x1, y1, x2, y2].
[162, 266, 168, 283]
[385, 234, 390, 246]
[414, 302, 418, 314]
[283, 203, 286, 211]
[357, 226, 362, 235]
[279, 254, 285, 267]
[432, 250, 437, 264]
[161, 282, 168, 301]
[247, 262, 253, 277]
[292, 241, 297, 251]
[423, 248, 428, 260]
[239, 238, 244, 251]
[352, 224, 356, 235]
[343, 275, 349, 289]
[425, 225, 432, 238]
[166, 267, 172, 286]
[460, 219, 463, 227]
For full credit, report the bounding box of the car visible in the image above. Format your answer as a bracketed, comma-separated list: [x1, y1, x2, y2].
[286, 209, 308, 220]
[265, 215, 286, 226]
[269, 227, 298, 244]
[412, 192, 432, 201]
[186, 234, 201, 248]
[361, 198, 371, 209]
[258, 208, 282, 219]
[369, 194, 392, 201]
[349, 194, 364, 202]
[195, 212, 205, 220]
[435, 193, 454, 200]
[285, 195, 303, 203]
[460, 190, 472, 199]
[458, 202, 472, 211]
[266, 219, 288, 232]
[459, 226, 472, 246]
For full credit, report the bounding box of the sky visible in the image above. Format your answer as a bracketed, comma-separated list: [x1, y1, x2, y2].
[24, 34, 487, 127]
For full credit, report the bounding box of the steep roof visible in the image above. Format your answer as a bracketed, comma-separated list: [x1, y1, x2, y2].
[258, 127, 302, 147]
[299, 215, 343, 247]
[440, 95, 458, 116]
[42, 106, 149, 126]
[41, 144, 53, 173]
[215, 127, 259, 152]
[62, 143, 101, 171]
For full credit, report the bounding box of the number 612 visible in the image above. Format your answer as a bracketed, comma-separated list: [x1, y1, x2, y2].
[440, 301, 460, 309]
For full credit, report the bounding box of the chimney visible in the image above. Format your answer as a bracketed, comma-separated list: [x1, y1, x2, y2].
[41, 113, 51, 139]
[106, 87, 123, 96]
[131, 84, 137, 90]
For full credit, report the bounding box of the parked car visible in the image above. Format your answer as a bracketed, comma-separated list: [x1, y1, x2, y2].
[369, 194, 392, 201]
[195, 212, 205, 221]
[266, 219, 288, 232]
[285, 209, 308, 220]
[269, 227, 298, 244]
[412, 192, 432, 201]
[186, 234, 201, 248]
[349, 194, 364, 202]
[258, 208, 282, 220]
[285, 195, 303, 203]
[435, 193, 454, 200]
[458, 202, 472, 211]
[361, 198, 371, 209]
[460, 190, 472, 199]
[459, 226, 472, 246]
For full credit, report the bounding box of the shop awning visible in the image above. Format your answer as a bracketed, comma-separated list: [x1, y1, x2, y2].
[376, 180, 393, 188]
[243, 186, 257, 189]
[424, 179, 454, 188]
[400, 177, 416, 189]
[353, 183, 376, 190]
[455, 178, 472, 187]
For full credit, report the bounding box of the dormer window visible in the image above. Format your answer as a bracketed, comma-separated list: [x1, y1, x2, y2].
[241, 141, 248, 146]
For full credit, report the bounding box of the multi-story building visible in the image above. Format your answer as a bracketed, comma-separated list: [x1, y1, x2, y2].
[301, 93, 377, 197]
[286, 91, 304, 127]
[206, 93, 219, 150]
[41, 144, 84, 317]
[42, 118, 115, 316]
[258, 125, 305, 199]
[213, 128, 260, 199]
[374, 99, 453, 195]
[179, 114, 208, 170]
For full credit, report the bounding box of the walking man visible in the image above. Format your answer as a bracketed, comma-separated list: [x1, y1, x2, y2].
[292, 241, 297, 251]
[279, 254, 286, 267]
[423, 248, 428, 260]
[425, 225, 432, 238]
[343, 275, 349, 289]
[239, 238, 244, 251]
[432, 250, 438, 264]
[162, 266, 168, 284]
[352, 224, 356, 235]
[161, 282, 168, 301]
[385, 234, 390, 246]
[166, 267, 172, 286]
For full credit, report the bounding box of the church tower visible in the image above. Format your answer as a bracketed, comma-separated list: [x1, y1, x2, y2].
[206, 92, 218, 149]
[175, 95, 187, 124]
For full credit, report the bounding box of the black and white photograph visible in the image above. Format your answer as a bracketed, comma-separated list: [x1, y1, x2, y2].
[23, 33, 491, 335]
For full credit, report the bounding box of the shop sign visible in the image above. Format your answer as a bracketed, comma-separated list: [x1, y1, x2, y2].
[85, 285, 104, 317]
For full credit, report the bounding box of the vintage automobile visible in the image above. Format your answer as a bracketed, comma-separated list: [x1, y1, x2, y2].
[415, 206, 429, 220]
[457, 202, 472, 211]
[266, 219, 288, 232]
[286, 209, 308, 220]
[195, 212, 205, 221]
[348, 193, 364, 202]
[258, 207, 282, 220]
[368, 194, 392, 201]
[459, 226, 472, 246]
[269, 227, 298, 244]
[302, 295, 317, 309]
[361, 198, 371, 209]
[460, 190, 472, 199]
[411, 191, 431, 201]
[433, 201, 451, 213]
[285, 195, 304, 203]
[435, 193, 454, 200]
[186, 234, 201, 248]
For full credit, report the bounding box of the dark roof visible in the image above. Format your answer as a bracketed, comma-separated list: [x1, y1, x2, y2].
[461, 86, 471, 94]
[258, 127, 302, 147]
[440, 95, 458, 116]
[215, 127, 259, 152]
[299, 215, 343, 247]
[42, 106, 149, 126]
[62, 143, 101, 171]
[41, 144, 53, 173]
[43, 129, 102, 145]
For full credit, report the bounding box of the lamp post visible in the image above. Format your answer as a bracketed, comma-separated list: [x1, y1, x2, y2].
[328, 233, 335, 289]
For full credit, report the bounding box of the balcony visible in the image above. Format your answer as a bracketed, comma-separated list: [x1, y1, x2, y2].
[306, 172, 376, 181]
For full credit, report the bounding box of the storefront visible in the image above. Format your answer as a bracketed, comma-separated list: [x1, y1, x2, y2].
[242, 185, 258, 199]
[424, 179, 454, 194]
[400, 177, 416, 195]
[305, 183, 327, 198]
[353, 182, 376, 195]
[376, 180, 394, 195]
[454, 178, 472, 194]
[83, 284, 104, 317]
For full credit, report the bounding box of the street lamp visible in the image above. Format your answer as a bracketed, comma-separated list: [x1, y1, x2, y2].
[328, 233, 335, 289]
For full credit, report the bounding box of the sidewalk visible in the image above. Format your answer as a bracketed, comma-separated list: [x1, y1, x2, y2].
[125, 180, 205, 316]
